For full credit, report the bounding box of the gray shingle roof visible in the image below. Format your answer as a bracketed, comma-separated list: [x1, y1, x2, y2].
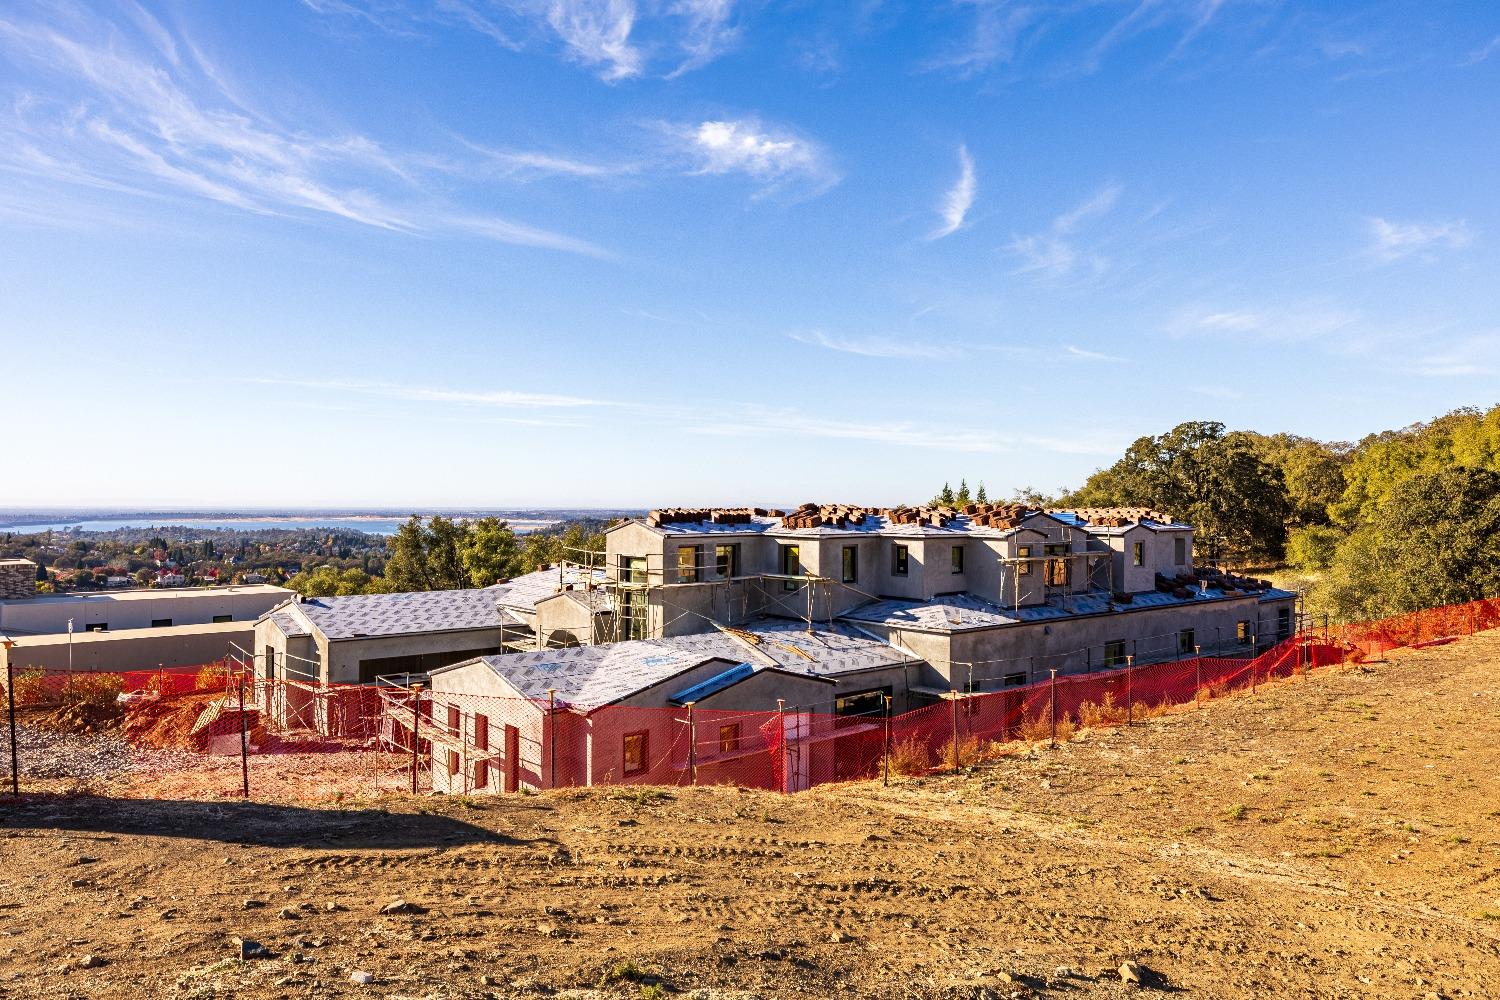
[446, 621, 910, 708]
[840, 586, 1296, 634]
[293, 585, 523, 640]
[492, 566, 608, 614]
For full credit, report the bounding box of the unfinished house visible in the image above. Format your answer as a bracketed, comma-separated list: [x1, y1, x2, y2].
[596, 503, 1296, 687]
[423, 622, 918, 793]
[251, 565, 610, 687]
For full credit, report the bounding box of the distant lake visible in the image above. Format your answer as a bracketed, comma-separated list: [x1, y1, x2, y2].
[1, 516, 559, 536]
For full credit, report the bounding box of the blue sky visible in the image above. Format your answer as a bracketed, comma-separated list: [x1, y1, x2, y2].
[1, 1, 1497, 509]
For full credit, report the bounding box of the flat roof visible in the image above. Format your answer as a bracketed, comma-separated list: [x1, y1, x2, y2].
[0, 584, 290, 608]
[2, 618, 252, 647]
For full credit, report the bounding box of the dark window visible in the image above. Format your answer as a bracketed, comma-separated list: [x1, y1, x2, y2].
[841, 545, 858, 584]
[951, 545, 964, 574]
[151, 618, 172, 628]
[474, 714, 490, 789]
[622, 556, 648, 584]
[1104, 639, 1128, 667]
[1003, 672, 1027, 687]
[1236, 620, 1252, 645]
[85, 622, 107, 633]
[780, 544, 800, 592]
[834, 687, 890, 718]
[892, 545, 909, 577]
[677, 544, 703, 583]
[1017, 545, 1032, 576]
[623, 731, 648, 774]
[264, 646, 275, 681]
[212, 614, 232, 624]
[718, 723, 741, 754]
[1179, 628, 1196, 654]
[714, 544, 740, 579]
[1132, 542, 1144, 567]
[1277, 606, 1292, 639]
[1044, 544, 1069, 587]
[1174, 537, 1187, 565]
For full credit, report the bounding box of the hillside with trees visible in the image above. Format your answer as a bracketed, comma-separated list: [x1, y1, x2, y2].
[939, 403, 1500, 623]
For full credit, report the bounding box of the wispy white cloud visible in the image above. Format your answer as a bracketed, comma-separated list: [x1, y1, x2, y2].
[1461, 34, 1500, 66]
[668, 0, 739, 77]
[1167, 303, 1361, 342]
[1365, 217, 1474, 263]
[0, 8, 605, 254]
[686, 407, 1123, 456]
[546, 0, 642, 81]
[308, 0, 742, 80]
[674, 118, 839, 197]
[1007, 182, 1121, 279]
[789, 330, 961, 360]
[246, 377, 612, 408]
[1409, 334, 1500, 377]
[929, 143, 976, 240]
[1064, 345, 1124, 363]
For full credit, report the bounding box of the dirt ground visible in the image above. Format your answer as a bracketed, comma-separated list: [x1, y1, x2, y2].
[2, 631, 1498, 1000]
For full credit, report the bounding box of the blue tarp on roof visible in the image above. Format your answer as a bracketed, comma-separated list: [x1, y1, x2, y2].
[668, 662, 755, 705]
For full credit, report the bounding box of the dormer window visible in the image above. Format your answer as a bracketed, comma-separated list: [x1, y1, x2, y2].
[892, 545, 909, 577]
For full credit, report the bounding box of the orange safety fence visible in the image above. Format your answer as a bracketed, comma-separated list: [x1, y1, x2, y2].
[3, 595, 1498, 800]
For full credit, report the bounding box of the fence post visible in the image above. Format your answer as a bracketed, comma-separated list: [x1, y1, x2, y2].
[1125, 655, 1134, 726]
[882, 695, 891, 787]
[1049, 668, 1058, 747]
[1194, 646, 1202, 706]
[409, 683, 423, 795]
[6, 654, 18, 797]
[238, 666, 250, 799]
[547, 688, 557, 790]
[949, 688, 960, 770]
[686, 701, 697, 786]
[777, 698, 787, 794]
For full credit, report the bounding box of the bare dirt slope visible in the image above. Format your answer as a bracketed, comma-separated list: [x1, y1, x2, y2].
[3, 633, 1499, 1000]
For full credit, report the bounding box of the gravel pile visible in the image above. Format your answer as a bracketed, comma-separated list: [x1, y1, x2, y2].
[5, 724, 202, 781]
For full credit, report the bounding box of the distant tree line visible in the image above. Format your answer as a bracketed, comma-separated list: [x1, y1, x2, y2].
[284, 516, 610, 597]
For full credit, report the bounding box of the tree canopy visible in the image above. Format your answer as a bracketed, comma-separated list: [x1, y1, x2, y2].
[1061, 420, 1291, 562]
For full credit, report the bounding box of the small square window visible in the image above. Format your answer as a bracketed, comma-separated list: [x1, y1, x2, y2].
[1236, 620, 1252, 645]
[212, 614, 232, 624]
[677, 545, 702, 584]
[151, 618, 172, 628]
[623, 731, 648, 774]
[1017, 545, 1032, 576]
[1104, 639, 1128, 667]
[892, 545, 909, 577]
[714, 544, 740, 579]
[1132, 542, 1144, 567]
[718, 723, 741, 754]
[951, 545, 964, 574]
[1178, 628, 1196, 654]
[1002, 672, 1027, 687]
[1174, 537, 1187, 565]
[85, 622, 108, 633]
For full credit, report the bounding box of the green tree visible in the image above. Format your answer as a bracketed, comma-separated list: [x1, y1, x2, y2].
[1286, 525, 1341, 570]
[285, 565, 395, 597]
[460, 517, 523, 587]
[975, 482, 988, 503]
[955, 479, 971, 505]
[1064, 420, 1290, 562]
[934, 482, 956, 506]
[1318, 467, 1500, 620]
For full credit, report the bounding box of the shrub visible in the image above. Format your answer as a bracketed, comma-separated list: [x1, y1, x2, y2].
[143, 671, 178, 698]
[12, 668, 53, 707]
[63, 672, 123, 708]
[937, 734, 983, 770]
[1077, 691, 1128, 727]
[195, 663, 231, 691]
[886, 735, 932, 776]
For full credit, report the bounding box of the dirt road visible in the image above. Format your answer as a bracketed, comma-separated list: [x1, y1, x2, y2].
[3, 632, 1498, 999]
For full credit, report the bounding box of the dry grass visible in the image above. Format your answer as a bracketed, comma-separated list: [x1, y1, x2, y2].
[886, 735, 933, 776]
[63, 671, 123, 707]
[1077, 691, 1129, 727]
[194, 663, 231, 691]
